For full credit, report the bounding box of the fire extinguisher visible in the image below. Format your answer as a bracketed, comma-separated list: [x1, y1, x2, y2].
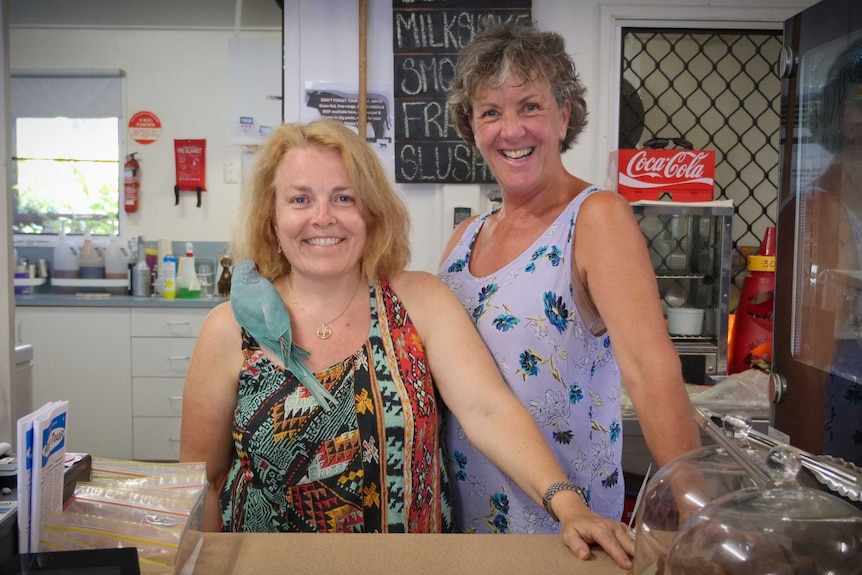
[124, 152, 140, 213]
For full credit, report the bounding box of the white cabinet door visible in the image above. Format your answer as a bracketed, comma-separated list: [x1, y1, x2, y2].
[15, 307, 133, 458]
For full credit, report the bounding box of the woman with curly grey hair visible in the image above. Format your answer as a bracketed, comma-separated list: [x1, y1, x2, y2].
[439, 20, 701, 567]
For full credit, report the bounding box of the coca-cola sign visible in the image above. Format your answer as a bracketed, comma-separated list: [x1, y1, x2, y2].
[610, 149, 715, 201]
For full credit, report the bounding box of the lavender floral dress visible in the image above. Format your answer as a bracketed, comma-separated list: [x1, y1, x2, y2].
[438, 187, 625, 533]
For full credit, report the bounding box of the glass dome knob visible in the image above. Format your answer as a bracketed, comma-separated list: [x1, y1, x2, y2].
[723, 410, 752, 438]
[765, 445, 803, 486]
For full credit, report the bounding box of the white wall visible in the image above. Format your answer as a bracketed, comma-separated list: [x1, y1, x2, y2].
[283, 0, 816, 273]
[9, 26, 280, 244]
[7, 0, 818, 273]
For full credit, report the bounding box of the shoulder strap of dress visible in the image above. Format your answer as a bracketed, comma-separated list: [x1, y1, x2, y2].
[569, 185, 608, 337]
[442, 210, 491, 264]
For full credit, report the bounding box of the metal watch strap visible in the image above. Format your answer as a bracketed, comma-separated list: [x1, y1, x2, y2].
[542, 481, 587, 522]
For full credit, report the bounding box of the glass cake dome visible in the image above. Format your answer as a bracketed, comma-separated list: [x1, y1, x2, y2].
[663, 446, 862, 575]
[632, 412, 769, 574]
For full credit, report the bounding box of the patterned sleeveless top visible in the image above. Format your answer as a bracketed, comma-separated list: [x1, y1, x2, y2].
[220, 279, 453, 533]
[438, 187, 625, 533]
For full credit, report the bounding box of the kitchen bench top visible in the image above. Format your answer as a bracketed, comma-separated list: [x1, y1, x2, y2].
[176, 532, 625, 575]
[15, 293, 226, 308]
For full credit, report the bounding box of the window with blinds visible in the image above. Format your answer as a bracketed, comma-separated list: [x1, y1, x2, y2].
[11, 71, 125, 238]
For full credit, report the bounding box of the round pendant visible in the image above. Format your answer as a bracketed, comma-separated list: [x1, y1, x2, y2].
[316, 324, 333, 340]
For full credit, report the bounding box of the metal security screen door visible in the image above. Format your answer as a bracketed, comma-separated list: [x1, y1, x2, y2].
[619, 28, 783, 305]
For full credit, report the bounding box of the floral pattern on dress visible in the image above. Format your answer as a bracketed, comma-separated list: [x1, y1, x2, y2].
[439, 186, 625, 530]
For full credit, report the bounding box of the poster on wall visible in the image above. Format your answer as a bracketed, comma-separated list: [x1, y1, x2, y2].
[392, 0, 532, 184]
[301, 81, 394, 159]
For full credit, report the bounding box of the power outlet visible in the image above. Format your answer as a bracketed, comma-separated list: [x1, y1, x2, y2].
[223, 159, 240, 184]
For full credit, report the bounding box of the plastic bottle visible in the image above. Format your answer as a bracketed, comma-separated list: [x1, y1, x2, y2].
[728, 226, 775, 374]
[105, 236, 129, 295]
[14, 255, 30, 295]
[162, 253, 178, 299]
[53, 229, 80, 294]
[145, 245, 159, 294]
[155, 238, 172, 296]
[78, 231, 105, 293]
[127, 238, 137, 295]
[131, 236, 151, 297]
[178, 241, 201, 299]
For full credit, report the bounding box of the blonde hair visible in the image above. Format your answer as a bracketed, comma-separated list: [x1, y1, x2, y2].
[447, 19, 588, 153]
[230, 119, 411, 281]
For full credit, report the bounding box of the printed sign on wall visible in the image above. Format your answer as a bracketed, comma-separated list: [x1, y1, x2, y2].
[302, 81, 394, 156]
[128, 111, 162, 145]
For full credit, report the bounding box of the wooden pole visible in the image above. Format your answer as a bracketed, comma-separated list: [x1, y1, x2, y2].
[358, 0, 367, 138]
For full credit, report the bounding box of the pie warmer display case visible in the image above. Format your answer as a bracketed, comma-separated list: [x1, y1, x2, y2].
[631, 200, 734, 383]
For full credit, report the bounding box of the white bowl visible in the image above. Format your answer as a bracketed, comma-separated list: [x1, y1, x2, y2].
[667, 307, 705, 336]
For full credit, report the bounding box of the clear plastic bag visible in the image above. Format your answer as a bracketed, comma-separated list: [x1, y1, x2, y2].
[41, 457, 208, 575]
[689, 369, 770, 418]
[41, 511, 181, 567]
[64, 485, 195, 529]
[89, 456, 206, 481]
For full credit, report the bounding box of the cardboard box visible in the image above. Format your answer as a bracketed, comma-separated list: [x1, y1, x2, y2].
[609, 149, 716, 202]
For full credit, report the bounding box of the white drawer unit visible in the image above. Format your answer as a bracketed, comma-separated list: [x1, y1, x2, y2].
[133, 417, 183, 461]
[131, 308, 209, 337]
[131, 338, 196, 378]
[131, 308, 209, 460]
[133, 378, 184, 417]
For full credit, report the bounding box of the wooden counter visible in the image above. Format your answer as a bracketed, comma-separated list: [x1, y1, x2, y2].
[176, 532, 625, 575]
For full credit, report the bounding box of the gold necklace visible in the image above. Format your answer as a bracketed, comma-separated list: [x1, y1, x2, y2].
[291, 279, 363, 340]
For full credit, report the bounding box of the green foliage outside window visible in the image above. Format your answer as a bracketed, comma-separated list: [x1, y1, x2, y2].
[13, 117, 120, 237]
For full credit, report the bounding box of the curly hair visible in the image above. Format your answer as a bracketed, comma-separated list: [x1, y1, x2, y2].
[447, 19, 588, 153]
[229, 119, 411, 281]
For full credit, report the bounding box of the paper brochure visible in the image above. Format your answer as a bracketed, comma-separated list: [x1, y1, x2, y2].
[16, 401, 69, 553]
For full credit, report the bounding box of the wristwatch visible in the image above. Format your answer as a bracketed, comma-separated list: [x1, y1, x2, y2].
[542, 481, 588, 522]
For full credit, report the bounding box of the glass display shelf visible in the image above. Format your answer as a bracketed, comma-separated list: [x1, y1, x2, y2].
[631, 200, 734, 382]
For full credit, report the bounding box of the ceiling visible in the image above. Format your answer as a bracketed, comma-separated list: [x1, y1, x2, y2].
[8, 0, 283, 30]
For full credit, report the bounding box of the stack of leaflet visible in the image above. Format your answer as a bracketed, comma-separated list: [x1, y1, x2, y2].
[16, 401, 70, 555]
[40, 457, 206, 575]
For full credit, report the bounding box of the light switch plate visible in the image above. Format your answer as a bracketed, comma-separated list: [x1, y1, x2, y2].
[223, 159, 240, 184]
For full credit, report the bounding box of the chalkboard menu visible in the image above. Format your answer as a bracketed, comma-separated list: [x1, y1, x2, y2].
[393, 0, 532, 184]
